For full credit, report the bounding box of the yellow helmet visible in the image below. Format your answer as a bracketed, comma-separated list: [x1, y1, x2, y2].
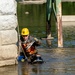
[21, 28, 29, 35]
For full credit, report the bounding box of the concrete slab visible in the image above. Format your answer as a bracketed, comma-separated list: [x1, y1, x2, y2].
[62, 15, 75, 26]
[62, 0, 75, 2]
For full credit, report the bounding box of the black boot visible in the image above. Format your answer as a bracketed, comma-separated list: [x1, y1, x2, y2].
[30, 54, 44, 64]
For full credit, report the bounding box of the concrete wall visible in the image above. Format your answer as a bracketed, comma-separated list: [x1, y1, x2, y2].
[62, 16, 75, 26]
[62, 0, 75, 2]
[0, 0, 18, 66]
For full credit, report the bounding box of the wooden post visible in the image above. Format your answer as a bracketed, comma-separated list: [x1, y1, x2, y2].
[56, 0, 63, 47]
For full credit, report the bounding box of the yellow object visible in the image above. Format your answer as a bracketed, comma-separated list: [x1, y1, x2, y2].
[34, 38, 38, 41]
[21, 28, 29, 35]
[21, 59, 25, 62]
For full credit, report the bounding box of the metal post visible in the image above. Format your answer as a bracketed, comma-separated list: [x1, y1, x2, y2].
[56, 0, 63, 47]
[46, 0, 52, 38]
[46, 0, 52, 37]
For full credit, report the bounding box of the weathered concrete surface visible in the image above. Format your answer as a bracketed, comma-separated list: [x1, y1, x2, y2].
[62, 15, 75, 26]
[0, 0, 16, 15]
[62, 0, 75, 2]
[19, 0, 46, 4]
[0, 65, 18, 75]
[0, 45, 17, 60]
[0, 30, 17, 45]
[0, 59, 17, 67]
[0, 0, 18, 66]
[0, 15, 17, 30]
[19, 0, 75, 4]
[62, 16, 75, 22]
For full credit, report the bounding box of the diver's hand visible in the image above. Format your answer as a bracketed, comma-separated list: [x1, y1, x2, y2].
[34, 38, 38, 41]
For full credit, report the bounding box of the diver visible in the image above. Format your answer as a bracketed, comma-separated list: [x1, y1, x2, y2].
[18, 28, 43, 64]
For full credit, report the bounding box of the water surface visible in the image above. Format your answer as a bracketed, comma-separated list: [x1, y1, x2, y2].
[17, 48, 75, 75]
[0, 48, 75, 75]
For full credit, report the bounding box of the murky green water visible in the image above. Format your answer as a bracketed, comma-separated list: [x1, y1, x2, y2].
[62, 2, 75, 15]
[17, 2, 75, 48]
[17, 3, 46, 38]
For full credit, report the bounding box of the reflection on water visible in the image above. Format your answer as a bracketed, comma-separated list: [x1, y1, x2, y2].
[63, 26, 75, 47]
[0, 48, 75, 75]
[17, 48, 75, 75]
[51, 26, 75, 48]
[0, 65, 18, 75]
